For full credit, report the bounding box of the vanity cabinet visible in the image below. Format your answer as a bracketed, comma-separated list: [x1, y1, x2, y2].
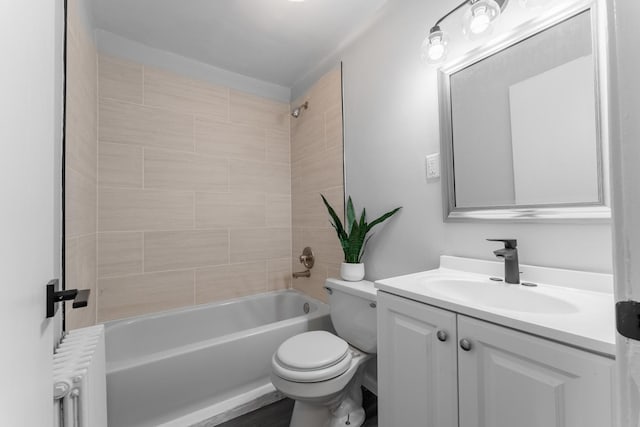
[378, 292, 616, 427]
[377, 290, 458, 427]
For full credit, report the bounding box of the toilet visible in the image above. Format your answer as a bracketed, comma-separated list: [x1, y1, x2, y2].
[270, 278, 377, 427]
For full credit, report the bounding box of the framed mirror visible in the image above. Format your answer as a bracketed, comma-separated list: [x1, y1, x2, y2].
[438, 2, 609, 222]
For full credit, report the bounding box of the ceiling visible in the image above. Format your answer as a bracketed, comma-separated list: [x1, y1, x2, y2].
[91, 0, 389, 88]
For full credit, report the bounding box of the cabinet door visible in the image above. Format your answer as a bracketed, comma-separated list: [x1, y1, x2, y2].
[377, 292, 458, 427]
[457, 316, 616, 427]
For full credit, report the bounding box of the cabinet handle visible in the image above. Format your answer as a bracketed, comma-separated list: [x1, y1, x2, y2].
[436, 330, 448, 342]
[459, 338, 473, 351]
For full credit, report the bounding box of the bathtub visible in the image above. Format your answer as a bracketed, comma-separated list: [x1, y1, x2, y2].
[104, 290, 332, 427]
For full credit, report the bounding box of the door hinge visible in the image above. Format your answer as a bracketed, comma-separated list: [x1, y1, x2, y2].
[616, 300, 640, 341]
[46, 279, 90, 319]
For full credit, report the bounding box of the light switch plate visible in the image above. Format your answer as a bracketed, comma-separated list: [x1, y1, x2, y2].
[426, 153, 440, 179]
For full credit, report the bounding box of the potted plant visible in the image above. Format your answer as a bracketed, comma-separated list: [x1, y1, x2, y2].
[321, 194, 401, 281]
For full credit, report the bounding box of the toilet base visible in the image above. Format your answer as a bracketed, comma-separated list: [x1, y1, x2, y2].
[289, 383, 366, 427]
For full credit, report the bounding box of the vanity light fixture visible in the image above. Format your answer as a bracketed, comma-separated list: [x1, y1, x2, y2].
[421, 26, 449, 63]
[422, 0, 508, 64]
[463, 0, 503, 38]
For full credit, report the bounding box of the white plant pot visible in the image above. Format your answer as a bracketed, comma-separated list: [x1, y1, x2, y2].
[340, 262, 365, 282]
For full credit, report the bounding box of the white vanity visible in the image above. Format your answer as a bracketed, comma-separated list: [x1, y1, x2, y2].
[375, 256, 616, 427]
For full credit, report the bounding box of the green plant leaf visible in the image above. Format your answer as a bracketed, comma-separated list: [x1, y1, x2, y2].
[346, 219, 365, 263]
[322, 194, 401, 264]
[346, 196, 355, 234]
[321, 194, 346, 239]
[358, 235, 374, 263]
[359, 207, 367, 232]
[322, 194, 349, 260]
[366, 207, 402, 232]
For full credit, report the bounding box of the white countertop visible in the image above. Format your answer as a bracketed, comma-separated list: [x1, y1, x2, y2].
[375, 256, 616, 356]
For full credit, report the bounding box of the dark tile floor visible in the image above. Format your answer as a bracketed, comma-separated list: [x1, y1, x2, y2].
[218, 388, 378, 427]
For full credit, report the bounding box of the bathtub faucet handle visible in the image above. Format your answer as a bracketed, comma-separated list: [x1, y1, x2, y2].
[298, 247, 315, 269]
[293, 247, 314, 279]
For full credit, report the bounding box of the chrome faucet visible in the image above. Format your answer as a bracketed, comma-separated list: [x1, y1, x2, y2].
[488, 239, 520, 284]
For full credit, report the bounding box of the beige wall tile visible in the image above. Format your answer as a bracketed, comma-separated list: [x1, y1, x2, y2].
[98, 55, 143, 104]
[291, 262, 330, 303]
[65, 111, 97, 181]
[303, 67, 342, 114]
[98, 188, 194, 231]
[291, 113, 324, 162]
[97, 270, 194, 321]
[325, 105, 343, 150]
[230, 159, 291, 194]
[301, 227, 344, 265]
[66, 30, 97, 181]
[65, 0, 97, 328]
[230, 90, 289, 131]
[98, 142, 143, 188]
[291, 147, 343, 194]
[66, 168, 97, 238]
[97, 232, 143, 278]
[195, 118, 265, 161]
[196, 261, 267, 304]
[268, 258, 292, 291]
[266, 129, 290, 164]
[66, 85, 97, 180]
[230, 228, 291, 263]
[326, 263, 342, 281]
[293, 186, 344, 228]
[144, 229, 229, 272]
[65, 234, 97, 329]
[144, 68, 228, 120]
[292, 227, 304, 263]
[291, 67, 344, 302]
[267, 194, 291, 228]
[195, 192, 265, 228]
[99, 98, 194, 152]
[144, 148, 228, 191]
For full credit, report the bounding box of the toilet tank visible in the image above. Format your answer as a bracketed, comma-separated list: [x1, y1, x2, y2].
[325, 278, 377, 353]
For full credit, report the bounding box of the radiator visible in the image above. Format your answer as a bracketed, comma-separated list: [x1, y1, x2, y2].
[54, 324, 108, 427]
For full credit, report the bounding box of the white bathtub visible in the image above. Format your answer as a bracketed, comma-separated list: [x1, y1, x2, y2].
[104, 290, 332, 427]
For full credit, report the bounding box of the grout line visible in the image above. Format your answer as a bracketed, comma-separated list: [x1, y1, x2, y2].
[94, 50, 100, 327]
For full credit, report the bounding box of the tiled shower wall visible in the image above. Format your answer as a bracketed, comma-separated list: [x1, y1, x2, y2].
[291, 68, 345, 302]
[65, 0, 98, 329]
[95, 55, 292, 322]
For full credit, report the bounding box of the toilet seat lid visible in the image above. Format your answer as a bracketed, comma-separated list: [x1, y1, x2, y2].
[276, 331, 349, 371]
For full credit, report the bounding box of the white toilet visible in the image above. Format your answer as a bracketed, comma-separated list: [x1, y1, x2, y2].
[270, 278, 377, 427]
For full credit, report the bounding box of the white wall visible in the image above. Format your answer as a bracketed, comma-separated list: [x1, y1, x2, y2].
[0, 0, 64, 425]
[340, 0, 612, 280]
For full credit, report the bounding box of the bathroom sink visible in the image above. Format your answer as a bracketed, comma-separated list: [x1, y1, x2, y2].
[419, 277, 579, 314]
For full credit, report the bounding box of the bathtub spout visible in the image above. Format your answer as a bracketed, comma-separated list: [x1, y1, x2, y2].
[292, 270, 311, 279]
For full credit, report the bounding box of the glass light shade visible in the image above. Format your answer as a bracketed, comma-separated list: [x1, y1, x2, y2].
[462, 0, 502, 39]
[421, 28, 449, 64]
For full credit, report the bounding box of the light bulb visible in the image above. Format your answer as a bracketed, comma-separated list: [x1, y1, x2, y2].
[470, 6, 491, 34]
[462, 0, 502, 39]
[421, 27, 448, 64]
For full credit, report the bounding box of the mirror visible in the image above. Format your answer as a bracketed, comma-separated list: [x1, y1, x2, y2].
[439, 4, 609, 221]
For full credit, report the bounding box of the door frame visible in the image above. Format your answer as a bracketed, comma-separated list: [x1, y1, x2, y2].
[608, 0, 640, 426]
